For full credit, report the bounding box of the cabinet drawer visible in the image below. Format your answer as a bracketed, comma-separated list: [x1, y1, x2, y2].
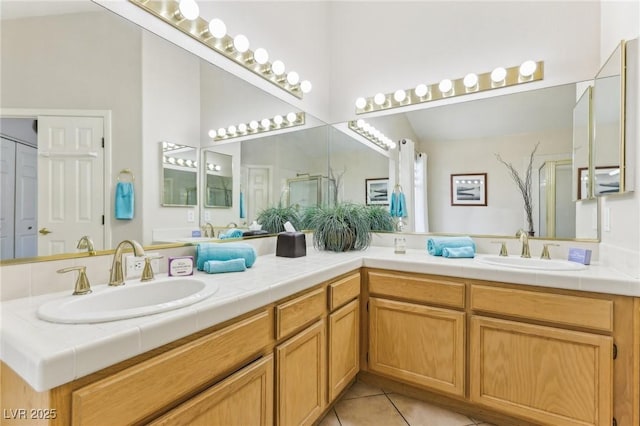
[470, 285, 613, 332]
[276, 287, 326, 340]
[368, 271, 465, 309]
[328, 272, 360, 311]
[72, 309, 273, 426]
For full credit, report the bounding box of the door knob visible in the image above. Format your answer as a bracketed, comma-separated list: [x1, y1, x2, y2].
[39, 228, 52, 235]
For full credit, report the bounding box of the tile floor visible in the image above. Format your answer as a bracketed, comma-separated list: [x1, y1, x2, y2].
[318, 381, 495, 426]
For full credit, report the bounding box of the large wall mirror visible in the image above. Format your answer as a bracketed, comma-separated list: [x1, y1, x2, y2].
[202, 150, 233, 208]
[160, 142, 198, 206]
[572, 87, 592, 201]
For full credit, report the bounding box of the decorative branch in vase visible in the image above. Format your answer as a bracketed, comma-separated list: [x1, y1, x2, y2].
[495, 142, 539, 236]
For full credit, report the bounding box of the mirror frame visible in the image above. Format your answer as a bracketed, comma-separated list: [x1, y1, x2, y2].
[159, 142, 199, 207]
[201, 149, 234, 209]
[572, 86, 593, 201]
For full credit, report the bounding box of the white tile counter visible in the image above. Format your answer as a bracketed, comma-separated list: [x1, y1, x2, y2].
[1, 246, 639, 392]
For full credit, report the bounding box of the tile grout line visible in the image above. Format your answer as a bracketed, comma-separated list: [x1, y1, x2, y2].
[384, 392, 411, 426]
[333, 408, 343, 426]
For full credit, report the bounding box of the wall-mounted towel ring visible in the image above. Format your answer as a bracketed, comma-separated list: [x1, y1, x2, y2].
[117, 169, 135, 182]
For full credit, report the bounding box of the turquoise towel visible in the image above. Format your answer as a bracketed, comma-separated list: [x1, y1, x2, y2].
[442, 246, 475, 258]
[390, 192, 407, 218]
[219, 228, 244, 239]
[203, 258, 247, 273]
[427, 236, 476, 256]
[239, 192, 246, 219]
[115, 182, 134, 220]
[196, 242, 257, 270]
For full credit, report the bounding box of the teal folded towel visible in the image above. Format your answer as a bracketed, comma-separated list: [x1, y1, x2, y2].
[442, 246, 475, 258]
[219, 228, 244, 239]
[427, 236, 476, 256]
[203, 258, 247, 273]
[115, 182, 134, 220]
[196, 242, 256, 270]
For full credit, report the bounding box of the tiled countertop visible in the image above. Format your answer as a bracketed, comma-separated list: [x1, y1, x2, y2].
[1, 246, 639, 392]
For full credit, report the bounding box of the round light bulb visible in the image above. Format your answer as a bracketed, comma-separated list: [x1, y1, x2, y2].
[208, 18, 226, 38]
[207, 129, 216, 138]
[254, 48, 269, 65]
[355, 97, 367, 109]
[238, 123, 248, 133]
[178, 0, 199, 20]
[491, 67, 507, 83]
[300, 80, 312, 93]
[356, 119, 365, 128]
[389, 141, 397, 149]
[438, 79, 453, 94]
[168, 157, 176, 164]
[217, 128, 226, 137]
[163, 156, 168, 163]
[463, 73, 478, 89]
[393, 89, 406, 103]
[271, 60, 285, 76]
[227, 125, 237, 134]
[362, 123, 371, 132]
[286, 71, 300, 85]
[249, 120, 259, 130]
[214, 165, 221, 171]
[415, 83, 428, 97]
[233, 34, 250, 53]
[273, 115, 284, 125]
[373, 93, 386, 106]
[207, 163, 214, 171]
[260, 118, 271, 129]
[177, 158, 185, 166]
[286, 112, 297, 123]
[519, 60, 537, 77]
[185, 159, 193, 167]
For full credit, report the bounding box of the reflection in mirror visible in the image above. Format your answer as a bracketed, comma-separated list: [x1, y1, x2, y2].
[160, 142, 198, 206]
[592, 40, 625, 196]
[202, 150, 233, 208]
[573, 87, 592, 201]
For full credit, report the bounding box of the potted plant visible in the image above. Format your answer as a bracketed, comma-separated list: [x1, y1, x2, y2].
[365, 205, 394, 232]
[303, 203, 372, 252]
[256, 204, 302, 234]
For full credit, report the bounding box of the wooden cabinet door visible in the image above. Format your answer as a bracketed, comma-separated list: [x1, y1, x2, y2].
[328, 299, 359, 402]
[470, 316, 613, 426]
[368, 297, 465, 396]
[276, 319, 326, 426]
[149, 355, 273, 426]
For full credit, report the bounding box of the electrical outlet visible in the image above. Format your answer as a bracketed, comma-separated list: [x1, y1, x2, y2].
[187, 209, 195, 223]
[204, 210, 211, 221]
[125, 253, 160, 279]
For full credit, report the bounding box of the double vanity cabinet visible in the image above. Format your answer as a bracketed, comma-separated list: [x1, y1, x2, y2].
[2, 265, 639, 426]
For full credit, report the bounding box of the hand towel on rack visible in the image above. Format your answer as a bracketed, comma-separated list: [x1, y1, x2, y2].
[427, 236, 476, 256]
[239, 191, 246, 219]
[203, 258, 247, 274]
[196, 242, 257, 270]
[115, 182, 134, 220]
[397, 192, 407, 218]
[442, 246, 475, 258]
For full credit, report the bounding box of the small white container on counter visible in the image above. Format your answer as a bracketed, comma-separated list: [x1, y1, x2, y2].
[168, 256, 194, 276]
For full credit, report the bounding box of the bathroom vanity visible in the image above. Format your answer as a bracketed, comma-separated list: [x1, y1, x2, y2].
[1, 248, 639, 426]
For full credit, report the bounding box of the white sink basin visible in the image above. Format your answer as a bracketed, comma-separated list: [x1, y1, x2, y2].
[475, 255, 587, 271]
[37, 278, 218, 324]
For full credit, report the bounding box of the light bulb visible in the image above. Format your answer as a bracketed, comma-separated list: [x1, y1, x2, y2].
[273, 115, 284, 125]
[233, 34, 250, 53]
[272, 60, 285, 76]
[300, 80, 312, 93]
[163, 156, 168, 163]
[208, 18, 226, 38]
[207, 163, 214, 171]
[491, 67, 507, 83]
[286, 112, 297, 123]
[178, 0, 199, 20]
[217, 128, 226, 137]
[356, 119, 365, 128]
[254, 48, 269, 65]
[389, 141, 397, 149]
[286, 71, 300, 85]
[393, 89, 406, 102]
[168, 157, 176, 164]
[519, 60, 537, 77]
[438, 79, 453, 94]
[415, 83, 428, 97]
[260, 118, 271, 129]
[362, 123, 371, 132]
[249, 120, 259, 130]
[214, 165, 221, 171]
[355, 97, 367, 109]
[373, 93, 386, 106]
[207, 129, 216, 138]
[227, 125, 237, 134]
[238, 123, 248, 133]
[463, 73, 478, 89]
[185, 159, 193, 167]
[177, 158, 185, 166]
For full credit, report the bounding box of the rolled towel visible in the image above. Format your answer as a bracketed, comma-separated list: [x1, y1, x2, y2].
[442, 246, 475, 258]
[196, 242, 257, 270]
[427, 236, 476, 256]
[219, 228, 244, 239]
[203, 258, 247, 274]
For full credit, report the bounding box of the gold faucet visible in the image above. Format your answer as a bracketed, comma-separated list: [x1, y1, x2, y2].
[109, 240, 145, 286]
[57, 266, 92, 295]
[541, 243, 560, 259]
[202, 222, 215, 238]
[77, 235, 96, 256]
[516, 229, 531, 258]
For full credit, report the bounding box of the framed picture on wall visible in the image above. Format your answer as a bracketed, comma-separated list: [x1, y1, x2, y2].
[578, 166, 620, 199]
[451, 173, 487, 206]
[365, 178, 389, 205]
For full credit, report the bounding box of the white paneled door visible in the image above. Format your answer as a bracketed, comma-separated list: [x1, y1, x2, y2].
[0, 138, 17, 260]
[246, 166, 271, 224]
[14, 143, 38, 258]
[37, 116, 104, 256]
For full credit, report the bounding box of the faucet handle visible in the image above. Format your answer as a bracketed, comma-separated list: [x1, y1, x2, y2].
[490, 241, 508, 256]
[57, 266, 92, 295]
[540, 243, 560, 260]
[141, 255, 163, 282]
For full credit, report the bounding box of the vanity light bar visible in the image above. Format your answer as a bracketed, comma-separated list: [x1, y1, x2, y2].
[355, 60, 544, 114]
[348, 120, 396, 150]
[129, 0, 311, 99]
[209, 112, 305, 141]
[163, 156, 198, 168]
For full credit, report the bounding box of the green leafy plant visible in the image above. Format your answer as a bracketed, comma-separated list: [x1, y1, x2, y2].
[366, 205, 394, 232]
[256, 204, 302, 234]
[304, 203, 372, 252]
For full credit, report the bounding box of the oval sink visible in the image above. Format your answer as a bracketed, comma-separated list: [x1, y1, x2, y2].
[37, 278, 218, 324]
[475, 255, 587, 271]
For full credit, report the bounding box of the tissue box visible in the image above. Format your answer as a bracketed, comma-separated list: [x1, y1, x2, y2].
[568, 248, 592, 265]
[276, 232, 306, 258]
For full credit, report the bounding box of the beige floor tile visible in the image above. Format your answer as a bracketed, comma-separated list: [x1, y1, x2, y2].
[341, 380, 386, 400]
[335, 394, 408, 426]
[387, 393, 476, 426]
[318, 409, 341, 426]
